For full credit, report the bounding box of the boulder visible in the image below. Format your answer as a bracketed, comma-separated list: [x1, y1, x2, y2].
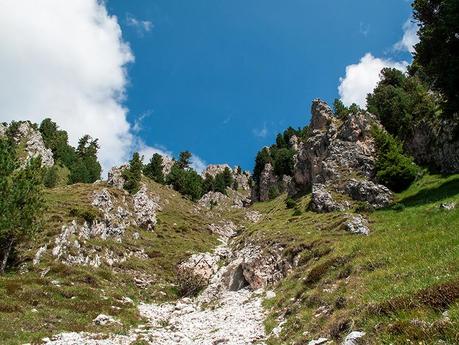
[177, 253, 220, 283]
[342, 331, 366, 345]
[310, 183, 348, 212]
[343, 214, 370, 235]
[440, 202, 456, 210]
[258, 163, 278, 202]
[93, 314, 121, 326]
[345, 179, 392, 208]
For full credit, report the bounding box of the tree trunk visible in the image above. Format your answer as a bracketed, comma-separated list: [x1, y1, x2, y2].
[0, 238, 14, 274]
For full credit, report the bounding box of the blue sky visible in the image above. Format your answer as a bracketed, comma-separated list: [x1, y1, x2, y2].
[0, 1, 416, 173]
[107, 0, 414, 171]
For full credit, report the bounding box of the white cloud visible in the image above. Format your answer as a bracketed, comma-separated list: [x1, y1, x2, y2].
[126, 14, 153, 36]
[338, 53, 408, 107]
[136, 140, 173, 162]
[190, 155, 207, 174]
[252, 123, 268, 138]
[394, 19, 420, 53]
[0, 0, 134, 174]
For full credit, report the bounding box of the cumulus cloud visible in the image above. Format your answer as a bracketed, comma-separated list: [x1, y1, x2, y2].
[394, 19, 420, 53]
[338, 53, 408, 107]
[126, 14, 154, 36]
[0, 0, 135, 173]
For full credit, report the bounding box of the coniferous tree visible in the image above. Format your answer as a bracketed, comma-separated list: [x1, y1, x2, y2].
[144, 153, 165, 184]
[203, 173, 215, 193]
[177, 151, 192, 169]
[123, 152, 143, 194]
[0, 139, 45, 274]
[214, 173, 227, 194]
[69, 135, 102, 184]
[222, 167, 233, 189]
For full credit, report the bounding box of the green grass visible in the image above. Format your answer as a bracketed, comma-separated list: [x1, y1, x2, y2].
[0, 178, 224, 344]
[243, 174, 459, 345]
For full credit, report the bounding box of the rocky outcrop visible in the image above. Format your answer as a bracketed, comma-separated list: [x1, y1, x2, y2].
[133, 185, 160, 230]
[203, 164, 252, 192]
[1, 121, 54, 167]
[208, 221, 238, 238]
[253, 100, 393, 209]
[107, 164, 128, 189]
[160, 154, 175, 176]
[177, 252, 220, 284]
[310, 183, 349, 212]
[344, 179, 392, 209]
[405, 116, 459, 173]
[197, 190, 250, 210]
[258, 163, 278, 202]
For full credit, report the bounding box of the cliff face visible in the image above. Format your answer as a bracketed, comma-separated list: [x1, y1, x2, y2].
[404, 115, 459, 173]
[257, 100, 393, 210]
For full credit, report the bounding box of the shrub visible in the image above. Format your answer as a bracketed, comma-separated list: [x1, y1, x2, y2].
[355, 201, 375, 213]
[292, 208, 302, 216]
[43, 165, 59, 188]
[391, 203, 406, 212]
[69, 207, 100, 225]
[372, 126, 422, 192]
[176, 269, 207, 298]
[285, 197, 297, 209]
[166, 164, 203, 201]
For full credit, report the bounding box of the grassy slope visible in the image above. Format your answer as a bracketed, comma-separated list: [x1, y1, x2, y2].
[0, 179, 223, 344]
[244, 174, 459, 344]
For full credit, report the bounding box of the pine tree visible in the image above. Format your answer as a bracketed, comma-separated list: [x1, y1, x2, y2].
[144, 153, 165, 184]
[222, 167, 234, 189]
[178, 151, 192, 169]
[0, 139, 45, 274]
[123, 152, 143, 194]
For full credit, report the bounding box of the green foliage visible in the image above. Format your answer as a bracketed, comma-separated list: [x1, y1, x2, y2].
[367, 68, 439, 140]
[222, 167, 233, 189]
[202, 173, 215, 193]
[412, 0, 459, 114]
[333, 99, 350, 119]
[69, 135, 102, 184]
[372, 126, 422, 192]
[123, 152, 143, 194]
[213, 173, 227, 194]
[177, 151, 192, 169]
[39, 118, 76, 169]
[285, 197, 297, 209]
[166, 163, 203, 201]
[144, 153, 165, 184]
[43, 165, 59, 188]
[69, 206, 100, 225]
[253, 148, 272, 184]
[0, 139, 45, 273]
[272, 148, 295, 177]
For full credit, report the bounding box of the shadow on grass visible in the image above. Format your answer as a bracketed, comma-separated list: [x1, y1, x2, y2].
[399, 176, 459, 207]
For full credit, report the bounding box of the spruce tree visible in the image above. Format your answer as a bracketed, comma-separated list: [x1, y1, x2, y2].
[144, 153, 165, 184]
[0, 139, 45, 274]
[123, 152, 143, 194]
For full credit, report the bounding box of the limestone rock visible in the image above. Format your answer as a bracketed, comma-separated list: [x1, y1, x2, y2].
[107, 164, 128, 189]
[405, 116, 459, 174]
[245, 210, 262, 223]
[310, 183, 348, 212]
[133, 185, 160, 230]
[440, 202, 456, 210]
[308, 338, 329, 345]
[342, 331, 366, 345]
[258, 163, 278, 202]
[311, 99, 333, 130]
[93, 314, 121, 326]
[345, 179, 392, 208]
[208, 221, 237, 238]
[4, 121, 54, 167]
[343, 214, 370, 235]
[177, 253, 220, 283]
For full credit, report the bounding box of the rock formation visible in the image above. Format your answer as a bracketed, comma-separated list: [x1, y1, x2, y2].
[256, 99, 393, 210]
[0, 121, 54, 167]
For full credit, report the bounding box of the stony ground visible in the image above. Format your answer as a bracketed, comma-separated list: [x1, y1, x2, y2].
[43, 240, 267, 345]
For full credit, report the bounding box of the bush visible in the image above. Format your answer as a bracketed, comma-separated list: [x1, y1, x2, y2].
[355, 201, 375, 213]
[292, 208, 302, 216]
[43, 166, 59, 188]
[285, 197, 297, 209]
[143, 153, 165, 184]
[372, 126, 422, 192]
[167, 164, 203, 201]
[391, 203, 406, 212]
[176, 269, 207, 298]
[69, 207, 100, 225]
